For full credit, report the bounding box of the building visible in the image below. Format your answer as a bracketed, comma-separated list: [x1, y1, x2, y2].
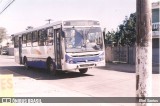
[152, 1, 160, 64]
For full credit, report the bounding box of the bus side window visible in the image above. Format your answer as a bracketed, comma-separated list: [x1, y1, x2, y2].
[38, 29, 46, 46]
[22, 34, 27, 47]
[32, 31, 38, 47]
[46, 27, 53, 46]
[14, 36, 19, 48]
[26, 33, 32, 47]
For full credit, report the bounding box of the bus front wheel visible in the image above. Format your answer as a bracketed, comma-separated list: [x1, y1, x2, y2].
[79, 68, 88, 74]
[47, 60, 57, 76]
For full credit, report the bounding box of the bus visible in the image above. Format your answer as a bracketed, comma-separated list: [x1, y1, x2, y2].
[12, 20, 105, 75]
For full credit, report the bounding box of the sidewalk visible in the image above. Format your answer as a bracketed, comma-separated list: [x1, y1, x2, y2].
[104, 63, 159, 74]
[0, 55, 14, 59]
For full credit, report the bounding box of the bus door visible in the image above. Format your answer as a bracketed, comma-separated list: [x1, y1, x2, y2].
[19, 37, 22, 64]
[54, 29, 62, 69]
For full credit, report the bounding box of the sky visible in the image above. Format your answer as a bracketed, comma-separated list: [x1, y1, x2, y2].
[0, 0, 159, 35]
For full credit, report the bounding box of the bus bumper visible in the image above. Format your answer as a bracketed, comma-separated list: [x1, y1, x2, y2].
[63, 60, 105, 71]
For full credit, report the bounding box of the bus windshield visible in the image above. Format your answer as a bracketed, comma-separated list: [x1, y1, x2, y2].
[64, 27, 103, 53]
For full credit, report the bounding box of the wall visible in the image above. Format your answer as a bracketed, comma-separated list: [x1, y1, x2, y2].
[105, 46, 159, 65]
[5, 47, 14, 56]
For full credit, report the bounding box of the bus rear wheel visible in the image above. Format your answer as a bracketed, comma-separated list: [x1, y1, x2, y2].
[47, 60, 57, 76]
[79, 68, 88, 74]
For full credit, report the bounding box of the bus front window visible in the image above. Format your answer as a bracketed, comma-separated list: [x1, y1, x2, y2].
[64, 27, 103, 53]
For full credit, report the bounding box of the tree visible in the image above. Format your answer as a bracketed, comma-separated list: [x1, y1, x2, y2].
[0, 27, 7, 43]
[105, 29, 122, 46]
[104, 13, 136, 46]
[118, 13, 136, 46]
[104, 30, 116, 45]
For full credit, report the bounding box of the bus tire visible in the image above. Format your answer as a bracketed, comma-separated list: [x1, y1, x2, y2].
[79, 68, 88, 74]
[47, 59, 57, 76]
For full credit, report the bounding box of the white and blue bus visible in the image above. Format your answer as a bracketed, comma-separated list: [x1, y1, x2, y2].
[12, 20, 105, 75]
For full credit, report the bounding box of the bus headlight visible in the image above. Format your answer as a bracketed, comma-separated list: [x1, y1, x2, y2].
[65, 54, 74, 64]
[67, 59, 74, 64]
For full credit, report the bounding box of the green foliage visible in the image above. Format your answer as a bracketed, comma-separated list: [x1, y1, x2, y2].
[104, 13, 136, 46]
[104, 30, 116, 45]
[0, 27, 7, 43]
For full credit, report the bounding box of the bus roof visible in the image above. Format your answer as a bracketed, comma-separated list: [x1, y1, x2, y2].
[12, 21, 62, 37]
[12, 20, 100, 37]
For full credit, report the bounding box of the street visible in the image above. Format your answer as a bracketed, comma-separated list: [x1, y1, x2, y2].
[0, 55, 159, 106]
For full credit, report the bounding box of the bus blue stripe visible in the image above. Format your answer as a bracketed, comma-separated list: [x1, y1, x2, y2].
[27, 61, 47, 69]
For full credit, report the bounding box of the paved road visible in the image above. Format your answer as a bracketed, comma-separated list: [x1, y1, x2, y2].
[0, 55, 159, 106]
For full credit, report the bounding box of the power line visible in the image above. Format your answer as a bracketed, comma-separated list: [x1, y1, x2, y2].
[0, 0, 15, 15]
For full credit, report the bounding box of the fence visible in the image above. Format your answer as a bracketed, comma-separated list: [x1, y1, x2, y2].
[105, 46, 159, 65]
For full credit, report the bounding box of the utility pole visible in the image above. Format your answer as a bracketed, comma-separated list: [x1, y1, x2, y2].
[136, 0, 152, 106]
[46, 19, 53, 24]
[26, 26, 33, 30]
[103, 28, 106, 46]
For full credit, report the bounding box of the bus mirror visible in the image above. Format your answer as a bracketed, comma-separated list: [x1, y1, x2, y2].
[61, 31, 65, 38]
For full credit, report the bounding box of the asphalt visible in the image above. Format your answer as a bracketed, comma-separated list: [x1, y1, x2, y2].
[0, 55, 159, 106]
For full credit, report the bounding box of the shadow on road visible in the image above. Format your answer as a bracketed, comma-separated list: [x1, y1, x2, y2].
[0, 66, 93, 80]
